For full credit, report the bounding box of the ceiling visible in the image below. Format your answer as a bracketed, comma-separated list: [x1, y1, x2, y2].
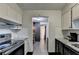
[17, 3, 67, 10]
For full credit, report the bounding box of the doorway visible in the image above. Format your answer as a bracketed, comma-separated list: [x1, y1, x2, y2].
[33, 22, 40, 42]
[32, 16, 48, 55]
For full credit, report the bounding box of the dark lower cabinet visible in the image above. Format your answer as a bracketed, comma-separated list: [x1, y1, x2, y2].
[55, 39, 59, 54]
[0, 53, 2, 55]
[58, 42, 64, 55]
[9, 44, 24, 55]
[63, 45, 78, 55]
[55, 39, 63, 55]
[64, 46, 72, 55]
[55, 39, 79, 55]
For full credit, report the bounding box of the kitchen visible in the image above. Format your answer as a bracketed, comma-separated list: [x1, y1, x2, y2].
[0, 3, 79, 55]
[55, 3, 79, 55]
[0, 4, 28, 55]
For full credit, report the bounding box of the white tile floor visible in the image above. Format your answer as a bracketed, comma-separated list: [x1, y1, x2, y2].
[33, 41, 48, 55]
[33, 25, 48, 55]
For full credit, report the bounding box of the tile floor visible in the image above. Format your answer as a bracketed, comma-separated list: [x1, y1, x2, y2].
[33, 25, 48, 55]
[33, 41, 48, 55]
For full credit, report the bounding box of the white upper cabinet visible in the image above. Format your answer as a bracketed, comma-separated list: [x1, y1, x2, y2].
[0, 4, 8, 19]
[7, 6, 17, 23]
[72, 4, 79, 21]
[62, 10, 71, 29]
[0, 3, 22, 25]
[16, 10, 22, 24]
[7, 4, 22, 24]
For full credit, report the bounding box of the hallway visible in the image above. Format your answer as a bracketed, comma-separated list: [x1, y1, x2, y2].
[33, 42, 48, 55]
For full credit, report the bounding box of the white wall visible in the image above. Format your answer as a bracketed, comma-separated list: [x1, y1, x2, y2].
[23, 10, 63, 52]
[40, 22, 48, 39]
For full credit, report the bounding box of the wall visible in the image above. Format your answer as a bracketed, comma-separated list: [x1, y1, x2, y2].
[40, 21, 48, 49]
[40, 22, 48, 40]
[22, 10, 63, 52]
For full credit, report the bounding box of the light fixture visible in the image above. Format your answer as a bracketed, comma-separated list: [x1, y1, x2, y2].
[37, 18, 40, 21]
[32, 16, 48, 22]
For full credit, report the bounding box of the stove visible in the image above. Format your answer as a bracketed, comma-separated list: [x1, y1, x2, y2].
[0, 33, 11, 54]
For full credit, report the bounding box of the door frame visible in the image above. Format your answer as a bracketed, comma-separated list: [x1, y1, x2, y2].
[32, 16, 49, 52]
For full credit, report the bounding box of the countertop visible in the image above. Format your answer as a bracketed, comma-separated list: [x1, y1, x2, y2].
[0, 40, 24, 55]
[56, 38, 79, 52]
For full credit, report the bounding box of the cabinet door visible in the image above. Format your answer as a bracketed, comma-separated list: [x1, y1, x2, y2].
[55, 40, 59, 53]
[8, 6, 22, 24]
[8, 6, 17, 23]
[62, 10, 71, 29]
[72, 4, 79, 21]
[0, 4, 8, 19]
[16, 11, 22, 24]
[9, 44, 24, 55]
[64, 46, 71, 55]
[55, 39, 64, 55]
[64, 45, 78, 55]
[58, 42, 64, 55]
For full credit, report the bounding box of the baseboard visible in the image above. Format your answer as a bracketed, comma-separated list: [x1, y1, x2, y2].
[48, 52, 60, 55]
[26, 52, 33, 55]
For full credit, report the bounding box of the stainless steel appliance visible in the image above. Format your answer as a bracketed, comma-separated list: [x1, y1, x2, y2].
[0, 33, 11, 54]
[70, 33, 78, 42]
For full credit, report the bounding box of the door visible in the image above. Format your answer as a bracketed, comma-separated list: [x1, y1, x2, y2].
[34, 22, 40, 42]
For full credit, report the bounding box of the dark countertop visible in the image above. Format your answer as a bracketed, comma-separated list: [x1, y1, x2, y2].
[56, 38, 79, 52]
[0, 40, 24, 55]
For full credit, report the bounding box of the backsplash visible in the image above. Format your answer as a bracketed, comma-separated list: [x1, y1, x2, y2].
[0, 33, 11, 40]
[62, 30, 79, 41]
[10, 28, 28, 39]
[0, 28, 28, 40]
[0, 29, 11, 34]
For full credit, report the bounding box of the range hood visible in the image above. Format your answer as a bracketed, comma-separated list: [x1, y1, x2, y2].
[0, 18, 21, 26]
